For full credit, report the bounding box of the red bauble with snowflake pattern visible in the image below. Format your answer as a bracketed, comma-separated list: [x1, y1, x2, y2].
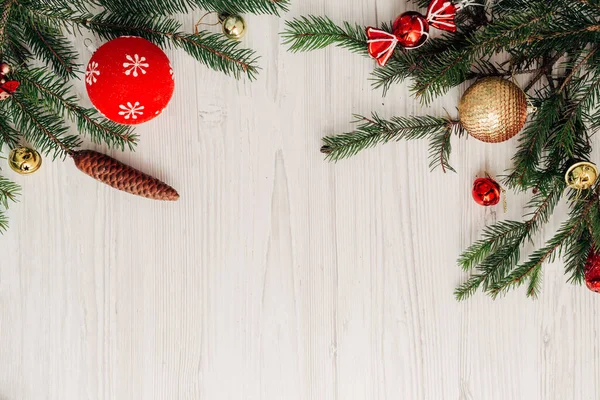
[85, 36, 174, 125]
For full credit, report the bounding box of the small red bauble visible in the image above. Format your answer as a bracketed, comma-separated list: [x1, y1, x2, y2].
[85, 36, 174, 125]
[585, 249, 600, 293]
[393, 12, 430, 49]
[472, 177, 501, 206]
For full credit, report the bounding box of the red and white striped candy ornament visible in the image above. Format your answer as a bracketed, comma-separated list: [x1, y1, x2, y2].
[366, 0, 482, 66]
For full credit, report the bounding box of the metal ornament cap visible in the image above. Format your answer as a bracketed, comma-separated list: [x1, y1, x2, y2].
[458, 77, 529, 143]
[565, 161, 598, 190]
[220, 14, 246, 40]
[8, 146, 42, 175]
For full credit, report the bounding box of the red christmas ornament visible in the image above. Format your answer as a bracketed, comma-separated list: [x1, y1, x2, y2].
[426, 0, 458, 32]
[366, 0, 481, 66]
[0, 80, 19, 101]
[585, 249, 600, 293]
[393, 12, 430, 49]
[85, 36, 174, 125]
[472, 177, 501, 206]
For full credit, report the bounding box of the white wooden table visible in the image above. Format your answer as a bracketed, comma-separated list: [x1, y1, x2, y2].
[2, 1, 600, 399]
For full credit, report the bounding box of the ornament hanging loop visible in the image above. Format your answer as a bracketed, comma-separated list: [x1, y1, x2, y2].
[83, 38, 96, 53]
[194, 12, 220, 34]
[456, 0, 485, 10]
[485, 171, 507, 213]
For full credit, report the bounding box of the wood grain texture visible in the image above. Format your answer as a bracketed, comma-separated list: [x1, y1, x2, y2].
[2, 1, 600, 399]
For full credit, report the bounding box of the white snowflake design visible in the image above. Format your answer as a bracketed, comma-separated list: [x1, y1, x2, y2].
[123, 54, 149, 77]
[118, 102, 145, 120]
[85, 61, 100, 85]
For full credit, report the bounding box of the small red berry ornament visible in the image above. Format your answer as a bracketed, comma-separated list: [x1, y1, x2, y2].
[472, 176, 501, 206]
[366, 0, 482, 66]
[85, 36, 174, 125]
[393, 12, 430, 49]
[585, 249, 600, 293]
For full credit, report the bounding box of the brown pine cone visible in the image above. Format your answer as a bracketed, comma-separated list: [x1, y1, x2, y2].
[72, 150, 179, 201]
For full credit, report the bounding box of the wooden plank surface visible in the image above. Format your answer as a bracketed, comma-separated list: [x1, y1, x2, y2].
[2, 1, 600, 399]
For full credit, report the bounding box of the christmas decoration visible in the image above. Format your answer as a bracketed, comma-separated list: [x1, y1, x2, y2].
[0, 0, 288, 232]
[85, 37, 175, 125]
[8, 147, 42, 175]
[565, 161, 598, 191]
[0, 62, 19, 101]
[284, 0, 600, 298]
[472, 176, 501, 207]
[0, 62, 10, 75]
[365, 0, 481, 66]
[221, 14, 247, 40]
[458, 77, 529, 143]
[585, 249, 600, 293]
[0, 80, 19, 101]
[72, 150, 179, 201]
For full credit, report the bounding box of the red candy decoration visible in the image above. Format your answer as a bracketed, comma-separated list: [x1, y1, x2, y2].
[0, 80, 19, 101]
[427, 0, 458, 32]
[0, 62, 19, 101]
[585, 249, 600, 293]
[366, 0, 480, 66]
[366, 27, 399, 67]
[85, 36, 174, 125]
[472, 177, 501, 206]
[393, 12, 430, 49]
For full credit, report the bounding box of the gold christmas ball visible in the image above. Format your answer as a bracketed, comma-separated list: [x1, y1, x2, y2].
[8, 146, 42, 175]
[565, 161, 598, 190]
[220, 14, 246, 40]
[458, 77, 529, 143]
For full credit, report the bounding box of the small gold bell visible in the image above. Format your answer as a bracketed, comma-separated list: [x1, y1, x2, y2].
[565, 161, 598, 190]
[219, 13, 246, 40]
[8, 146, 42, 175]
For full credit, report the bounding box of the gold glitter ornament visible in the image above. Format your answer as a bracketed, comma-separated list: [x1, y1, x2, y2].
[220, 14, 246, 40]
[565, 161, 598, 191]
[8, 146, 42, 174]
[458, 77, 529, 143]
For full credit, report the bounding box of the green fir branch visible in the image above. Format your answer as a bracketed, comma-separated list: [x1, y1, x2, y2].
[321, 114, 459, 171]
[98, 0, 289, 16]
[282, 16, 368, 55]
[455, 177, 566, 299]
[0, 107, 20, 151]
[488, 202, 592, 297]
[26, 9, 260, 79]
[0, 175, 20, 233]
[17, 9, 79, 79]
[9, 93, 81, 159]
[15, 68, 138, 150]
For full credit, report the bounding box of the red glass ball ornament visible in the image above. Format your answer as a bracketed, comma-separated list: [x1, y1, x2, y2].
[472, 177, 501, 206]
[585, 249, 600, 293]
[85, 36, 174, 125]
[392, 12, 430, 49]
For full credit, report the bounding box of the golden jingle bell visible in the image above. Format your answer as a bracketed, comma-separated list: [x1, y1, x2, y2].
[219, 13, 246, 40]
[8, 146, 42, 175]
[565, 161, 598, 190]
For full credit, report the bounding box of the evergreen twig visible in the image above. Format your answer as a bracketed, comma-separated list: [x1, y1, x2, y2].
[288, 0, 600, 297]
[0, 0, 285, 233]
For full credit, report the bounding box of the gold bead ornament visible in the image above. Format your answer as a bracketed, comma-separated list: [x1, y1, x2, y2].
[565, 161, 598, 191]
[8, 146, 42, 174]
[458, 77, 529, 143]
[220, 14, 247, 40]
